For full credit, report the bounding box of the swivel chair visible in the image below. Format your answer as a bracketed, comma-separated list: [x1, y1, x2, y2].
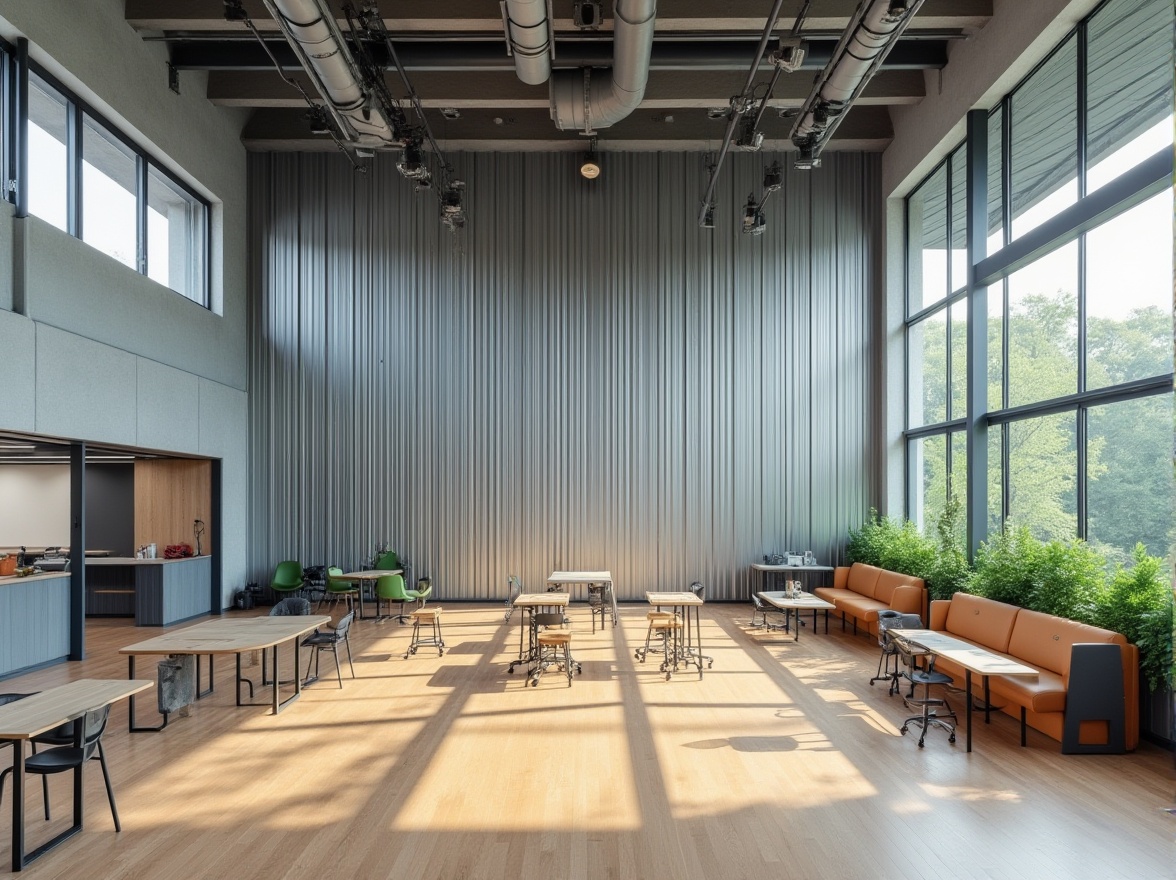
[896, 638, 958, 748]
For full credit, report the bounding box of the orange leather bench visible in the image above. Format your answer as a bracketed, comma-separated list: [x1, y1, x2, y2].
[929, 592, 1138, 751]
[813, 563, 926, 636]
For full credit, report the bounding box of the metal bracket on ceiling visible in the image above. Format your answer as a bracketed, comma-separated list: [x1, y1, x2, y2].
[580, 67, 595, 136]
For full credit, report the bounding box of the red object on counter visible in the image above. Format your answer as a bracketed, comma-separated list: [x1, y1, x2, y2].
[164, 544, 194, 559]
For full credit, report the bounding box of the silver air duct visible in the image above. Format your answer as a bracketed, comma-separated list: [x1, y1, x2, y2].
[502, 0, 552, 86]
[550, 0, 657, 133]
[790, 0, 925, 158]
[261, 0, 398, 146]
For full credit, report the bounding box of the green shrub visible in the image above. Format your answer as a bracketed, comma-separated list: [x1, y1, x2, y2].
[1030, 538, 1103, 624]
[846, 509, 937, 582]
[969, 524, 1041, 608]
[1095, 544, 1175, 692]
[926, 495, 971, 601]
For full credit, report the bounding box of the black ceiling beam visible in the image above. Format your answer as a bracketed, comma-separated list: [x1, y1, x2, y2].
[170, 38, 947, 72]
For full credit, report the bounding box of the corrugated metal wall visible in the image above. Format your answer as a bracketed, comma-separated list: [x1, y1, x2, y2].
[247, 150, 881, 601]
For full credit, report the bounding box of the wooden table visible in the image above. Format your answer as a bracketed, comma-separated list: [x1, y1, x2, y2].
[0, 679, 152, 871]
[645, 592, 712, 679]
[758, 591, 835, 642]
[888, 629, 1038, 753]
[749, 563, 834, 598]
[547, 570, 618, 627]
[119, 615, 330, 729]
[334, 569, 404, 620]
[508, 592, 570, 675]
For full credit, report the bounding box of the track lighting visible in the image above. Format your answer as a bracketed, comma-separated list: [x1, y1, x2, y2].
[741, 195, 766, 235]
[762, 161, 783, 194]
[397, 143, 430, 181]
[441, 181, 466, 231]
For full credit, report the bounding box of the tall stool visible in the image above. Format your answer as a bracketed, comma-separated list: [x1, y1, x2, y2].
[637, 612, 681, 679]
[404, 607, 445, 658]
[531, 612, 579, 686]
[635, 611, 675, 663]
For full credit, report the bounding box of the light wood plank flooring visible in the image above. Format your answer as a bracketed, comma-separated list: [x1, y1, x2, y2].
[0, 603, 1171, 879]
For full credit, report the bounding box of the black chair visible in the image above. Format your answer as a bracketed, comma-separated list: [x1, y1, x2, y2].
[750, 593, 788, 630]
[270, 596, 312, 616]
[895, 639, 957, 748]
[0, 693, 52, 820]
[0, 705, 121, 830]
[302, 611, 356, 687]
[870, 610, 923, 694]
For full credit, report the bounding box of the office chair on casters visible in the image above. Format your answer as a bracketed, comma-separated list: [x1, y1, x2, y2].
[750, 593, 788, 630]
[895, 638, 957, 748]
[871, 611, 923, 694]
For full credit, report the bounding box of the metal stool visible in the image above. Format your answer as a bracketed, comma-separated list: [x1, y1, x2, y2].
[531, 613, 579, 686]
[636, 612, 681, 679]
[635, 611, 674, 662]
[404, 607, 445, 658]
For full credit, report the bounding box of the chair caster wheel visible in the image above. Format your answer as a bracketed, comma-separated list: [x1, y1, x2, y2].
[665, 672, 672, 681]
[949, 735, 956, 744]
[707, 661, 713, 669]
[900, 727, 908, 736]
[530, 679, 538, 687]
[403, 653, 409, 660]
[918, 741, 925, 748]
[439, 649, 444, 656]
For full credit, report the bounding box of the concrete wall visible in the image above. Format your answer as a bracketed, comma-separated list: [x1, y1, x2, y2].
[0, 0, 249, 607]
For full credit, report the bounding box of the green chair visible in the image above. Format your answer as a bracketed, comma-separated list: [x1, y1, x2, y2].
[375, 574, 411, 623]
[374, 550, 400, 571]
[317, 566, 358, 613]
[406, 576, 432, 609]
[270, 560, 305, 600]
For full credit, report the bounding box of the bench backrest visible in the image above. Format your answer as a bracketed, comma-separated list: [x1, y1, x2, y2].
[1007, 608, 1127, 679]
[943, 592, 1020, 653]
[874, 569, 925, 606]
[845, 563, 882, 599]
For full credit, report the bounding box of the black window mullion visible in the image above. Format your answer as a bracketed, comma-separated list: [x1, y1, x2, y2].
[68, 101, 81, 238]
[1076, 404, 1088, 540]
[137, 157, 148, 275]
[13, 38, 27, 218]
[1076, 19, 1088, 200]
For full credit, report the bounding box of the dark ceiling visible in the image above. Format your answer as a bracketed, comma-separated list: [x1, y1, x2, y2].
[128, 0, 992, 153]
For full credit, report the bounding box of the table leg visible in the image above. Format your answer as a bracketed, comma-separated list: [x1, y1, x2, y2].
[965, 670, 973, 752]
[11, 739, 23, 872]
[984, 677, 992, 724]
[824, 609, 829, 634]
[794, 610, 800, 642]
[610, 580, 619, 627]
[127, 655, 169, 733]
[271, 645, 280, 714]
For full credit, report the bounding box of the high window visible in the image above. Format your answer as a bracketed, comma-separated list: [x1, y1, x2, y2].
[905, 0, 1174, 566]
[2, 48, 211, 308]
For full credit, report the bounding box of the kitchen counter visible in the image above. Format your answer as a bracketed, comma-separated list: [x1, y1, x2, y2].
[86, 556, 202, 566]
[0, 572, 70, 677]
[0, 571, 73, 585]
[85, 555, 212, 625]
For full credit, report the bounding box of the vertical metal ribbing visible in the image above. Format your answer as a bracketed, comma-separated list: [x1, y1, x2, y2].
[247, 151, 880, 601]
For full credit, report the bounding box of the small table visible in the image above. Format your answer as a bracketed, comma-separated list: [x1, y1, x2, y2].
[888, 629, 1038, 753]
[749, 563, 834, 598]
[0, 679, 152, 872]
[758, 591, 835, 642]
[645, 592, 712, 679]
[508, 592, 570, 674]
[547, 570, 618, 627]
[334, 569, 404, 620]
[120, 615, 330, 729]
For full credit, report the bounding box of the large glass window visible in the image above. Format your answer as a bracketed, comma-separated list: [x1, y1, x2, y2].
[27, 73, 68, 232]
[904, 1, 1174, 560]
[1085, 189, 1173, 390]
[148, 165, 207, 303]
[82, 113, 138, 270]
[1009, 35, 1078, 240]
[1086, 0, 1174, 194]
[1006, 242, 1078, 408]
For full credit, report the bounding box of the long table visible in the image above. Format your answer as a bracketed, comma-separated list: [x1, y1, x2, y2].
[888, 628, 1038, 753]
[0, 679, 152, 871]
[119, 615, 330, 729]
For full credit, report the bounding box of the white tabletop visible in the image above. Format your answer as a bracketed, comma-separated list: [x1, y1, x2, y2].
[750, 564, 835, 572]
[646, 591, 703, 606]
[548, 570, 612, 584]
[758, 591, 835, 610]
[892, 629, 1039, 676]
[514, 592, 570, 608]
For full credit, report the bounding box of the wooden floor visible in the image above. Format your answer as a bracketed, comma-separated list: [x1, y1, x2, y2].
[1, 603, 1172, 879]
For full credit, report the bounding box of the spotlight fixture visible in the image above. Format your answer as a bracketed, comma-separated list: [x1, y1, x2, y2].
[440, 107, 461, 120]
[762, 161, 783, 194]
[573, 0, 604, 29]
[441, 180, 466, 231]
[770, 40, 807, 74]
[706, 107, 729, 119]
[580, 138, 601, 180]
[735, 117, 763, 151]
[794, 145, 822, 171]
[741, 194, 766, 236]
[306, 105, 332, 135]
[396, 142, 430, 180]
[701, 203, 715, 229]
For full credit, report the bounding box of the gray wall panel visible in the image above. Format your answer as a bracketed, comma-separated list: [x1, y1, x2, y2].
[248, 151, 881, 601]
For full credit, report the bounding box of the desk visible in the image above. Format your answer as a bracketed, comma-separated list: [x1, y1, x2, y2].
[889, 629, 1038, 753]
[547, 570, 618, 627]
[508, 593, 569, 675]
[645, 592, 711, 679]
[119, 615, 330, 728]
[758, 592, 834, 642]
[0, 679, 152, 872]
[749, 563, 834, 599]
[334, 569, 404, 620]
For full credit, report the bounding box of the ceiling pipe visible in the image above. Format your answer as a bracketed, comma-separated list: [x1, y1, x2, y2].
[502, 0, 552, 85]
[260, 0, 398, 145]
[790, 0, 926, 164]
[549, 0, 657, 133]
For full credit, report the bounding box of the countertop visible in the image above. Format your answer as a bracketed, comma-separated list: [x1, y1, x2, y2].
[0, 571, 71, 586]
[85, 556, 208, 566]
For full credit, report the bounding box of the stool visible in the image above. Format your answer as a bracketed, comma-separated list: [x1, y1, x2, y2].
[900, 660, 957, 748]
[637, 612, 681, 679]
[635, 611, 675, 663]
[587, 584, 612, 633]
[532, 628, 579, 687]
[404, 607, 445, 658]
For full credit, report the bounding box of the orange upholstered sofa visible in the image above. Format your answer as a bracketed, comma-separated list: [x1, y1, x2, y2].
[813, 563, 926, 636]
[929, 592, 1139, 751]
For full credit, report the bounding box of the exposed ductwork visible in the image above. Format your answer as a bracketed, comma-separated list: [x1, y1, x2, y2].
[260, 0, 399, 146]
[502, 0, 552, 86]
[790, 0, 926, 163]
[549, 0, 657, 133]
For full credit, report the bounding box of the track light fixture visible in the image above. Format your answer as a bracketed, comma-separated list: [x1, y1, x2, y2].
[762, 160, 783, 194]
[397, 142, 430, 182]
[441, 180, 466, 231]
[741, 194, 766, 236]
[701, 203, 715, 229]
